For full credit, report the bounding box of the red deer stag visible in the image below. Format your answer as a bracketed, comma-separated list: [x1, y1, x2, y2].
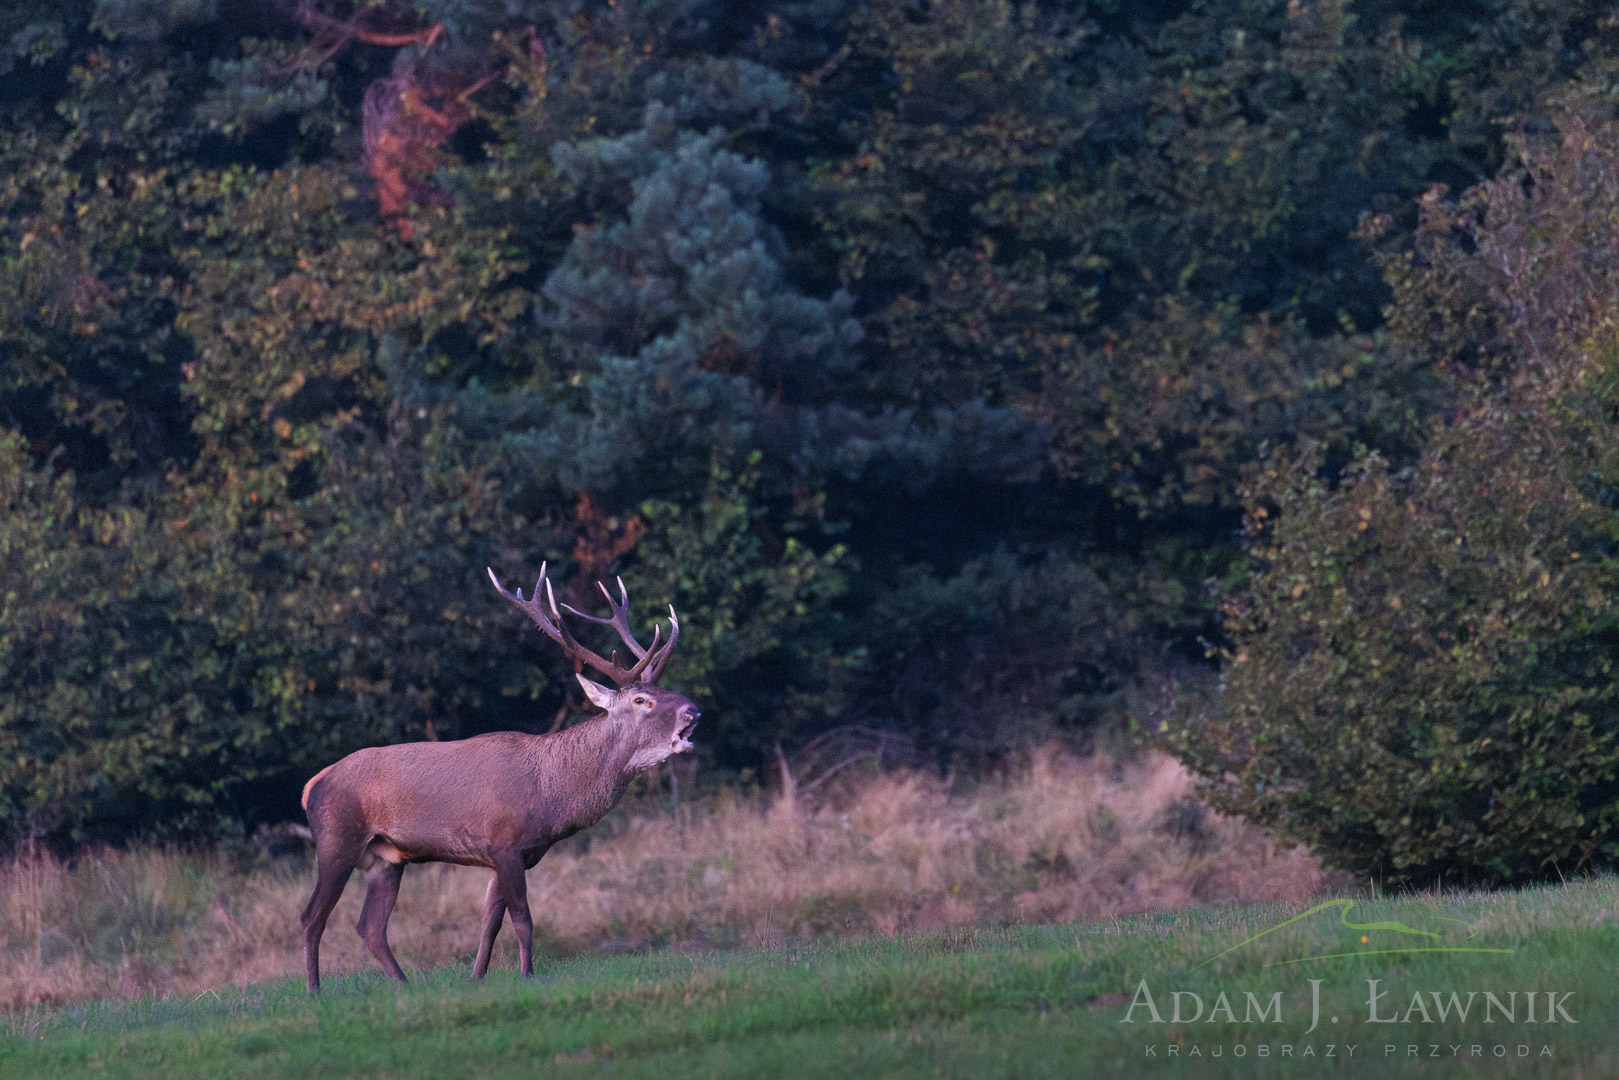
[298, 565, 697, 992]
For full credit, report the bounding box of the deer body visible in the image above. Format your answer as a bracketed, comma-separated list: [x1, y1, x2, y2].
[299, 568, 697, 992]
[304, 724, 638, 869]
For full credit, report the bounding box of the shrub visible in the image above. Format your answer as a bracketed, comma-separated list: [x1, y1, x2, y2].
[1176, 419, 1619, 884]
[1171, 95, 1619, 885]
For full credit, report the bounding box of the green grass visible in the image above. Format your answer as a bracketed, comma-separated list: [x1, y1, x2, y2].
[3, 878, 1616, 1079]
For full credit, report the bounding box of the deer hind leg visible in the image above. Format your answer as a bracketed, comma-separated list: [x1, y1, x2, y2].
[356, 859, 407, 983]
[300, 835, 364, 994]
[471, 874, 506, 980]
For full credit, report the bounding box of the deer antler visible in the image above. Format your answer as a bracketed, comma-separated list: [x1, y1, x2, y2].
[487, 564, 676, 686]
[560, 576, 680, 683]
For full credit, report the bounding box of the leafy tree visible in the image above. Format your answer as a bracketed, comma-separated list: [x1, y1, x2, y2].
[0, 431, 234, 840]
[1175, 93, 1619, 884]
[9, 0, 1619, 846]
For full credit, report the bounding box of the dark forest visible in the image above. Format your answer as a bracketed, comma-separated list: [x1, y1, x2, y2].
[7, 0, 1619, 884]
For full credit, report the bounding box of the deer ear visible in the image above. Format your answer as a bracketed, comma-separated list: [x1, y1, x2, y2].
[576, 673, 616, 710]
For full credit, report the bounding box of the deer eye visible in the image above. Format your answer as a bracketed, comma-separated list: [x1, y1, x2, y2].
[633, 696, 648, 706]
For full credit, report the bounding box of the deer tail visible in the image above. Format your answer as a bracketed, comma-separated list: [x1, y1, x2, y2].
[302, 764, 336, 813]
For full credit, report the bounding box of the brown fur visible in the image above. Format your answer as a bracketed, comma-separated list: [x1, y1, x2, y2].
[301, 764, 335, 812]
[299, 681, 697, 992]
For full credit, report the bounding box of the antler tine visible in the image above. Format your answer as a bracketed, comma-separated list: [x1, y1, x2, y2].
[548, 577, 657, 683]
[487, 562, 562, 638]
[645, 604, 680, 681]
[553, 576, 680, 685]
[559, 577, 652, 660]
[489, 563, 653, 685]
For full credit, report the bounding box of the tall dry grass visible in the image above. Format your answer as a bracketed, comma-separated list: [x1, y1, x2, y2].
[0, 749, 1334, 1011]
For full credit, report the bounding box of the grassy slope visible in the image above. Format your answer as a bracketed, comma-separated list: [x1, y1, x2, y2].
[2, 879, 1614, 1079]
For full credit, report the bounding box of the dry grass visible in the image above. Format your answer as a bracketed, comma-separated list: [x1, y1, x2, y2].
[0, 748, 1334, 1012]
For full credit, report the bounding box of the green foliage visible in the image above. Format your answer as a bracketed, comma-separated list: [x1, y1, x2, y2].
[1179, 425, 1619, 883]
[90, 0, 218, 43]
[540, 106, 862, 492]
[810, 0, 1472, 647]
[9, 0, 1619, 848]
[0, 3, 86, 76]
[195, 44, 329, 137]
[1174, 95, 1619, 884]
[629, 452, 850, 750]
[0, 433, 187, 837]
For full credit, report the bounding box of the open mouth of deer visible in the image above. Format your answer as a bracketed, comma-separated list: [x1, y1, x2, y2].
[672, 715, 697, 754]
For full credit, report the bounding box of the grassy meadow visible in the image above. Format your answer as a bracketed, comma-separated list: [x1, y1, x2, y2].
[1, 878, 1614, 1079]
[0, 751, 1329, 1011]
[4, 750, 1612, 1078]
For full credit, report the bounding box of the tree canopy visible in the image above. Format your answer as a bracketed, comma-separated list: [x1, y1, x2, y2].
[5, 0, 1619, 872]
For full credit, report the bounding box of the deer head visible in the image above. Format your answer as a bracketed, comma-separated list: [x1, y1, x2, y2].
[487, 564, 697, 769]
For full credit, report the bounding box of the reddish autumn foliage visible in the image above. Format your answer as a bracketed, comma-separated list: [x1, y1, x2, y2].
[295, 1, 494, 238]
[364, 60, 501, 237]
[362, 70, 455, 235]
[294, 1, 444, 61]
[571, 493, 645, 583]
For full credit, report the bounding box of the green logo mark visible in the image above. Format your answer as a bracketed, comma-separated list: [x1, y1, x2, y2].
[1194, 899, 1517, 970]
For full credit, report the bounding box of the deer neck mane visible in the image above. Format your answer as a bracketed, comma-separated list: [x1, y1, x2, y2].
[526, 710, 641, 830]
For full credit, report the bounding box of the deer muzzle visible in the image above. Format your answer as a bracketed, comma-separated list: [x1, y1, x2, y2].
[673, 707, 699, 754]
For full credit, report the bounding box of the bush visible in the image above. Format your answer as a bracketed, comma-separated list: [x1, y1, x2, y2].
[1176, 422, 1619, 884]
[1171, 95, 1619, 885]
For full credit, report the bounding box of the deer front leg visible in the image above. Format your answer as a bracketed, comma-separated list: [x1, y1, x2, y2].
[490, 849, 534, 977]
[472, 874, 506, 979]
